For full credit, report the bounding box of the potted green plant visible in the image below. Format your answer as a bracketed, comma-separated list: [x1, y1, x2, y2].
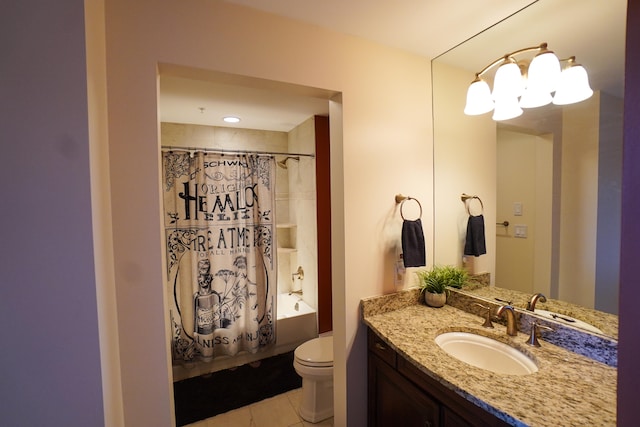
[416, 265, 469, 307]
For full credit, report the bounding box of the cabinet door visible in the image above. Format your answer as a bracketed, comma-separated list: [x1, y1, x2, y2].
[397, 356, 509, 427]
[442, 406, 475, 427]
[369, 353, 440, 427]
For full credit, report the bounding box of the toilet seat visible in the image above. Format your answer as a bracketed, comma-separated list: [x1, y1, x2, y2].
[294, 336, 333, 368]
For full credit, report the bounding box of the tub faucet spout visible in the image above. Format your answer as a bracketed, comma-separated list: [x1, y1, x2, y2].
[496, 305, 518, 336]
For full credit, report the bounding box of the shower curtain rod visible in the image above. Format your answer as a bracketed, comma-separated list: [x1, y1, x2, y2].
[161, 145, 315, 158]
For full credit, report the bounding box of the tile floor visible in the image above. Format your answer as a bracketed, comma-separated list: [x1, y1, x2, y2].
[183, 388, 334, 427]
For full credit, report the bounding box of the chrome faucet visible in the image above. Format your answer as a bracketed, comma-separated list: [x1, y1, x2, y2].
[496, 305, 518, 336]
[526, 293, 547, 311]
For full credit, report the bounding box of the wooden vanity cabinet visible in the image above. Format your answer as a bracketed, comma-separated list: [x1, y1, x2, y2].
[367, 328, 511, 427]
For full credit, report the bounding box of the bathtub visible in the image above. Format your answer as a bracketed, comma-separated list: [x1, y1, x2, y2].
[173, 292, 318, 381]
[276, 293, 318, 350]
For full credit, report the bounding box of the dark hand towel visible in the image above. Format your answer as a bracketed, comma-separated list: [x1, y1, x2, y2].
[402, 218, 426, 267]
[464, 214, 487, 257]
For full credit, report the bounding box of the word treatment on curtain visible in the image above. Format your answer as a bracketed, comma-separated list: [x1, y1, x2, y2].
[163, 151, 277, 363]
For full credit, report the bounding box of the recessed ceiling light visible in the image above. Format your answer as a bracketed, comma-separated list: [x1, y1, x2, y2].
[223, 116, 241, 123]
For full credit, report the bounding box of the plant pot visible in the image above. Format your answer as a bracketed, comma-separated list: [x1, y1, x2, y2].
[424, 291, 447, 308]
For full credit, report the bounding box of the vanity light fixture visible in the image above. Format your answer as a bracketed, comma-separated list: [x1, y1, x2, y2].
[463, 43, 593, 121]
[223, 116, 241, 123]
[552, 57, 594, 105]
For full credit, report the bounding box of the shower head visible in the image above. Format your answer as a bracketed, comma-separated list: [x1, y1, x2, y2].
[277, 156, 300, 169]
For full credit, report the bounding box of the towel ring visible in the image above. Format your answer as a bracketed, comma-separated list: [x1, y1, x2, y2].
[397, 195, 422, 221]
[461, 193, 484, 216]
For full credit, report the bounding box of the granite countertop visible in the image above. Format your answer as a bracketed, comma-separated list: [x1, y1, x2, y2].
[361, 290, 617, 426]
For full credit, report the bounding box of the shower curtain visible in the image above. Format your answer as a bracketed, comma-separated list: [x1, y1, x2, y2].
[163, 151, 276, 363]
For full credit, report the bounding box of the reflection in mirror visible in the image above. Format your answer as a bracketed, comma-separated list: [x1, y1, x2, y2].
[452, 284, 618, 339]
[432, 0, 626, 334]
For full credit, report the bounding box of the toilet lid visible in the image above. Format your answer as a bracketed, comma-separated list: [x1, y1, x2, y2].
[295, 336, 333, 367]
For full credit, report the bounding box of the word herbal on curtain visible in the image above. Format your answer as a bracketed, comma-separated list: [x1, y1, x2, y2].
[162, 151, 277, 363]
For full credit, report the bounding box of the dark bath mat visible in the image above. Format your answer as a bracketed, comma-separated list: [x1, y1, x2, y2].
[173, 351, 302, 426]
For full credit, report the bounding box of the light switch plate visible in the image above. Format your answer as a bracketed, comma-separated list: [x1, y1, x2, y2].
[513, 202, 523, 216]
[514, 224, 528, 238]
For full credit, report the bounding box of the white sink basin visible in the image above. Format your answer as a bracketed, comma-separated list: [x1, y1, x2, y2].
[533, 309, 604, 334]
[435, 331, 538, 375]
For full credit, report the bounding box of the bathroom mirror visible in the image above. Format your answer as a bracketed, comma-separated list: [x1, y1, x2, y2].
[432, 0, 625, 336]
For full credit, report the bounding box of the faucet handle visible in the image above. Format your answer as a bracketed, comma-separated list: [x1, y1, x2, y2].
[473, 303, 495, 329]
[525, 320, 554, 347]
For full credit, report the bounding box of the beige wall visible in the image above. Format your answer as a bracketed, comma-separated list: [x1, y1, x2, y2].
[105, 1, 433, 425]
[496, 129, 552, 295]
[559, 94, 600, 307]
[86, 0, 124, 425]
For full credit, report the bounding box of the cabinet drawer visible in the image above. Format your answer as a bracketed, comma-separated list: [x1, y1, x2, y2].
[368, 329, 397, 368]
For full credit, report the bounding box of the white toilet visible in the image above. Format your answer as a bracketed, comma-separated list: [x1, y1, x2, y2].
[293, 336, 334, 423]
